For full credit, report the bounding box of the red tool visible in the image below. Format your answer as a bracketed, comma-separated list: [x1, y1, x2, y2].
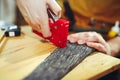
[33, 9, 69, 48]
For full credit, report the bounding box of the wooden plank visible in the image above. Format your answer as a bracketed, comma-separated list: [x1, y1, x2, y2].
[0, 30, 5, 42]
[62, 53, 120, 80]
[0, 30, 7, 53]
[0, 26, 120, 80]
[24, 43, 95, 80]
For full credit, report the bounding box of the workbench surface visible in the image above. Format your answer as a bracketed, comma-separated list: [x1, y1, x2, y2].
[0, 26, 120, 80]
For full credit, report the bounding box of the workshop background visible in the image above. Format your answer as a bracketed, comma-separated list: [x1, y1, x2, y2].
[57, 0, 120, 40]
[0, 0, 120, 80]
[1, 0, 120, 39]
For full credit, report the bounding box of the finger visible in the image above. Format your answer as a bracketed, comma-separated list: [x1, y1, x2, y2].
[19, 3, 42, 32]
[67, 35, 78, 43]
[86, 42, 107, 54]
[25, 1, 51, 37]
[24, 17, 42, 32]
[34, 3, 51, 37]
[84, 32, 107, 46]
[47, 0, 62, 17]
[77, 40, 86, 44]
[70, 32, 92, 40]
[83, 32, 111, 55]
[68, 33, 87, 43]
[104, 43, 111, 55]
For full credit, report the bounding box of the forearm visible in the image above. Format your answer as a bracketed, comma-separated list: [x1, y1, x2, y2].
[107, 36, 120, 57]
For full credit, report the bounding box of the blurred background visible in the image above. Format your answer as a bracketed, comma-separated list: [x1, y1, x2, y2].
[0, 0, 120, 80]
[0, 0, 27, 26]
[1, 0, 120, 40]
[57, 0, 120, 40]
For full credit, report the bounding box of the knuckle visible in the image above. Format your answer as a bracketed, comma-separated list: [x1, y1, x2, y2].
[96, 44, 102, 49]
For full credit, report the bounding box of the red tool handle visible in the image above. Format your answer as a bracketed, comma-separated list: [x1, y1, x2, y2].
[33, 19, 69, 48]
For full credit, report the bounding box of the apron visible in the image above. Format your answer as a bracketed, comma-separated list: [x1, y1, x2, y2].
[57, 0, 120, 39]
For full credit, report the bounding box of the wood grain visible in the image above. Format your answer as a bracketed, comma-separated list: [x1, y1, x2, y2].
[0, 30, 6, 52]
[24, 43, 95, 80]
[0, 26, 120, 80]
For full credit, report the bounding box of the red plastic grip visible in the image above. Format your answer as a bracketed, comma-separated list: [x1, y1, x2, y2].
[33, 19, 69, 48]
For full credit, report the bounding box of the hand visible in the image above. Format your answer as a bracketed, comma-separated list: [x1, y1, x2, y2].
[16, 0, 61, 37]
[68, 32, 111, 55]
[107, 37, 120, 57]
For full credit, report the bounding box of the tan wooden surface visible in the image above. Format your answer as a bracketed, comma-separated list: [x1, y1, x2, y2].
[0, 30, 6, 53]
[0, 26, 120, 80]
[0, 30, 5, 43]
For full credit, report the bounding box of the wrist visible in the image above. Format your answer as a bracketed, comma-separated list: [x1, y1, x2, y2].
[107, 37, 120, 57]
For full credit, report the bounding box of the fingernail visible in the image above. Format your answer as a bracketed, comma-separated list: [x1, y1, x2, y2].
[78, 40, 85, 44]
[70, 38, 77, 43]
[43, 32, 51, 38]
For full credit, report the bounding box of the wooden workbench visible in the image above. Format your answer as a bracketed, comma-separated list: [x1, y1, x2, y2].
[0, 26, 120, 80]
